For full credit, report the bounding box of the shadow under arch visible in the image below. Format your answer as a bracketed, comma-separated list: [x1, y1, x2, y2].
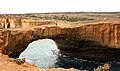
[6, 33, 120, 61]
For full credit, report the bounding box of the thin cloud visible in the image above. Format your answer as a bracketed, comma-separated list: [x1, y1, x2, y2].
[0, 0, 119, 14]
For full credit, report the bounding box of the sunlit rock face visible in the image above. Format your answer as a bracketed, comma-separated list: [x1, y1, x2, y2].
[19, 39, 59, 68]
[0, 18, 120, 61]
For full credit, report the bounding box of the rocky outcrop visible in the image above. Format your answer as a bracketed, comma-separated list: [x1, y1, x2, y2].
[0, 18, 120, 61]
[0, 29, 33, 58]
[0, 18, 57, 28]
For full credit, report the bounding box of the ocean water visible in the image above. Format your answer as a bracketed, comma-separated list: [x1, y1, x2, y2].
[19, 39, 120, 71]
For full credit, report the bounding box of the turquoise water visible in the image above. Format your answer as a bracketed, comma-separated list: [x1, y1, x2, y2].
[19, 39, 59, 68]
[19, 39, 120, 71]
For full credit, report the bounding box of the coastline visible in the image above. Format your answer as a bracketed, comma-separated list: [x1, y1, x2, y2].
[0, 53, 79, 71]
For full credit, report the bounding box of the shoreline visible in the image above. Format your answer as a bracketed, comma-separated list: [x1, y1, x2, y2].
[0, 53, 111, 71]
[0, 53, 80, 71]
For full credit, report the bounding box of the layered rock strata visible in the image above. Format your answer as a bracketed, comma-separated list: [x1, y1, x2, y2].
[0, 18, 120, 61]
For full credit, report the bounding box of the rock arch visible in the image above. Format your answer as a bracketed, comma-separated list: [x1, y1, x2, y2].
[0, 19, 120, 61]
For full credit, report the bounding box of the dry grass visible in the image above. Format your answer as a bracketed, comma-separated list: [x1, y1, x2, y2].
[0, 12, 120, 22]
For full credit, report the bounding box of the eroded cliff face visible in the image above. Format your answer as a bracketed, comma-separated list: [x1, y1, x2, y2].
[0, 18, 57, 28]
[0, 29, 33, 58]
[0, 18, 120, 60]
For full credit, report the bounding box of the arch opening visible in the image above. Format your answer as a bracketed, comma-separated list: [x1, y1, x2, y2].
[19, 39, 59, 68]
[10, 38, 120, 71]
[5, 35, 120, 70]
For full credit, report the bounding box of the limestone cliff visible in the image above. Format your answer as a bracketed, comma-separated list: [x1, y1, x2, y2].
[0, 18, 120, 61]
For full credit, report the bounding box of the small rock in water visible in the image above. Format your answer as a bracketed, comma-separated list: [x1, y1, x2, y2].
[94, 63, 110, 71]
[70, 68, 74, 69]
[103, 63, 111, 70]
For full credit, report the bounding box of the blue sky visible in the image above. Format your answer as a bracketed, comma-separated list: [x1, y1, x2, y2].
[0, 0, 119, 14]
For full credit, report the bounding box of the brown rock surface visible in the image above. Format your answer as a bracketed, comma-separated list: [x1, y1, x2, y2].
[0, 54, 79, 71]
[0, 18, 120, 61]
[0, 54, 39, 71]
[0, 13, 118, 70]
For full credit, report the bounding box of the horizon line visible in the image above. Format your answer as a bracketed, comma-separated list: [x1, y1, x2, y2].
[0, 11, 120, 14]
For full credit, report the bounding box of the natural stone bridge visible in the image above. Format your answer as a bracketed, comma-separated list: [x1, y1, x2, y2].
[0, 18, 120, 61]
